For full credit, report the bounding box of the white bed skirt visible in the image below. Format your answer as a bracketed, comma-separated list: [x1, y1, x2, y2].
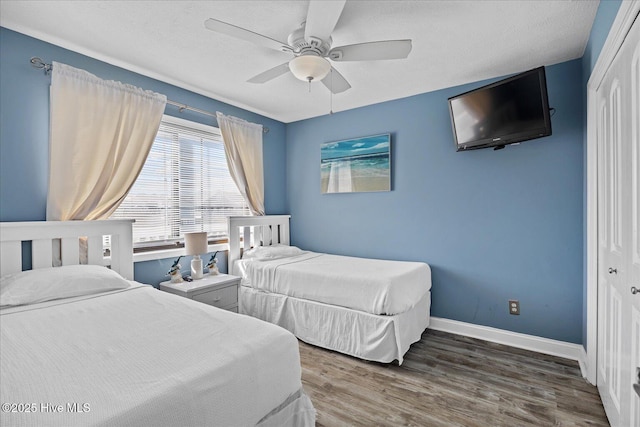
[257, 388, 316, 427]
[240, 287, 430, 364]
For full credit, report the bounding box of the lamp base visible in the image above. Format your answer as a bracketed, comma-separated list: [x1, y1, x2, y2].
[191, 255, 203, 280]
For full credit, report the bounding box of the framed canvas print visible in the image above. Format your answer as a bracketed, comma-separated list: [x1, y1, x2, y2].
[321, 134, 391, 194]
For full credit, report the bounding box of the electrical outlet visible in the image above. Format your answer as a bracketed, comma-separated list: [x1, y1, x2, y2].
[509, 300, 520, 315]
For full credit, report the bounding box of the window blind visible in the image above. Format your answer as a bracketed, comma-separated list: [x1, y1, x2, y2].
[111, 115, 249, 247]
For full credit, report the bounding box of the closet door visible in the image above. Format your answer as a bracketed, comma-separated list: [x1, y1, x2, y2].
[630, 22, 640, 426]
[597, 15, 639, 427]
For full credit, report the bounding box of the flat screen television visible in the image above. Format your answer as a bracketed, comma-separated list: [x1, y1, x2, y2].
[448, 66, 552, 151]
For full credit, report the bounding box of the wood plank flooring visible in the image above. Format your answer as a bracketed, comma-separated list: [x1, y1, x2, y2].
[299, 329, 609, 427]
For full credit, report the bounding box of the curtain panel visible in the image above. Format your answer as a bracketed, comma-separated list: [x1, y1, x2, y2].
[216, 112, 265, 216]
[47, 62, 167, 221]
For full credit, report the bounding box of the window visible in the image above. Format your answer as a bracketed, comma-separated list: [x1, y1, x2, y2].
[110, 115, 249, 248]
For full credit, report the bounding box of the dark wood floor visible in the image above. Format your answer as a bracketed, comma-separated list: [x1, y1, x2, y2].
[299, 329, 609, 427]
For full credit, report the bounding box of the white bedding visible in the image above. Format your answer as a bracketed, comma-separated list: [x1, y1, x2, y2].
[240, 285, 430, 364]
[0, 283, 313, 427]
[238, 251, 431, 315]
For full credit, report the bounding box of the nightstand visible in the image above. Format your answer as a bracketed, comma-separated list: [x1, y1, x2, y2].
[159, 274, 240, 312]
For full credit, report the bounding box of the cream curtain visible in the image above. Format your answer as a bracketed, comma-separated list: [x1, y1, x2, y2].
[216, 112, 265, 216]
[47, 62, 167, 221]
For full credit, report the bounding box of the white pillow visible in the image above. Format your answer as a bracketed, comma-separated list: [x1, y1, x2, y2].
[0, 264, 131, 308]
[242, 244, 307, 261]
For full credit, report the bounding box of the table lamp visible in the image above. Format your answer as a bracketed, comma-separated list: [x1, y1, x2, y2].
[184, 232, 207, 280]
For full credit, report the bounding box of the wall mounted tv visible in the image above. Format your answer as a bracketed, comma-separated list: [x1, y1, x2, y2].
[448, 66, 552, 151]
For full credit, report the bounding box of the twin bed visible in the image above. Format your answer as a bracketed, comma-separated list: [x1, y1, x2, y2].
[228, 215, 432, 365]
[0, 215, 431, 426]
[0, 220, 314, 427]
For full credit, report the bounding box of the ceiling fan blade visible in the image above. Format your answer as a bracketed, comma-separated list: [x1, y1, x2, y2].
[304, 0, 346, 44]
[321, 67, 351, 94]
[329, 40, 412, 61]
[247, 62, 290, 84]
[204, 18, 293, 53]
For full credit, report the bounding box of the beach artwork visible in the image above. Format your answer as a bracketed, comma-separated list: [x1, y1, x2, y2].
[321, 134, 391, 194]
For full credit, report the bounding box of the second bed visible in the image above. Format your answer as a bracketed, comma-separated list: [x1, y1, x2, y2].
[228, 215, 432, 364]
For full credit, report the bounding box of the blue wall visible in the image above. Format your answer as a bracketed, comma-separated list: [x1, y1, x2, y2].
[286, 60, 585, 343]
[0, 2, 625, 345]
[0, 27, 287, 285]
[582, 0, 623, 79]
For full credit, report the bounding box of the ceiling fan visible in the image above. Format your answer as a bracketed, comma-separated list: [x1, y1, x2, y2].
[204, 0, 412, 94]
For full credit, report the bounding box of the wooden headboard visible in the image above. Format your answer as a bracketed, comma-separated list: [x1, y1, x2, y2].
[227, 215, 290, 275]
[0, 220, 134, 279]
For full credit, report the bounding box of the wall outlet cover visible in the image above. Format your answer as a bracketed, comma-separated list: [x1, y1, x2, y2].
[509, 300, 520, 315]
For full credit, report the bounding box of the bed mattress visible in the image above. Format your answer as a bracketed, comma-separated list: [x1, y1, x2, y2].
[0, 284, 313, 427]
[237, 252, 431, 315]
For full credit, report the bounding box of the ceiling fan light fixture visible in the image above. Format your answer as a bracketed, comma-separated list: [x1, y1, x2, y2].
[289, 55, 330, 82]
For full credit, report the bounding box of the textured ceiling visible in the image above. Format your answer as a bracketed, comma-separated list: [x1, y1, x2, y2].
[0, 0, 599, 123]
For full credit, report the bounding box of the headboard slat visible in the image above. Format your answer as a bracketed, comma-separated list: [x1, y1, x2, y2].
[280, 222, 290, 245]
[87, 235, 103, 265]
[32, 239, 53, 269]
[255, 226, 262, 247]
[243, 227, 251, 252]
[262, 225, 272, 246]
[110, 234, 122, 275]
[61, 237, 80, 266]
[1, 241, 22, 275]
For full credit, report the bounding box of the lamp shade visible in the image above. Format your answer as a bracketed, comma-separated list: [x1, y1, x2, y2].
[184, 232, 207, 255]
[289, 55, 331, 82]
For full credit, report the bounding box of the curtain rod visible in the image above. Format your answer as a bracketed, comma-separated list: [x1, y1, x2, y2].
[29, 57, 269, 134]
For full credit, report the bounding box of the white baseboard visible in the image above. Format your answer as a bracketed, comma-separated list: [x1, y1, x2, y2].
[429, 317, 588, 379]
[578, 346, 590, 383]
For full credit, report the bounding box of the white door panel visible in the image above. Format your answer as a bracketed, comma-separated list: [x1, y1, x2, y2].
[597, 13, 639, 427]
[631, 308, 640, 426]
[630, 27, 640, 427]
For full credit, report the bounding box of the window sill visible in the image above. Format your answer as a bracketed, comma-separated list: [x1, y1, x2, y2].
[133, 243, 229, 263]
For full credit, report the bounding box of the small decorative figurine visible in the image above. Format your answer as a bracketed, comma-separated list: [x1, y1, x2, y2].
[168, 256, 183, 283]
[207, 251, 219, 275]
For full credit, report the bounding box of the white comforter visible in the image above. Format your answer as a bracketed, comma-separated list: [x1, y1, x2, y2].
[239, 252, 431, 315]
[0, 284, 306, 427]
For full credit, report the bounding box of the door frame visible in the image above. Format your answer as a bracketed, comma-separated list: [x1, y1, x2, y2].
[586, 0, 640, 385]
